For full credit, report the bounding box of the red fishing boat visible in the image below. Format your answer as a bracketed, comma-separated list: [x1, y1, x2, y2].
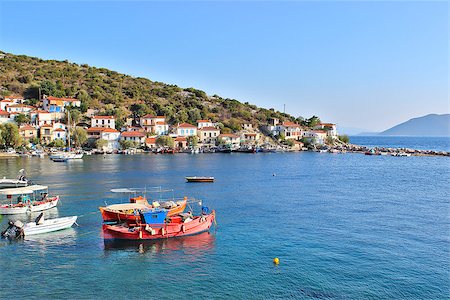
[102, 211, 215, 241]
[99, 197, 187, 224]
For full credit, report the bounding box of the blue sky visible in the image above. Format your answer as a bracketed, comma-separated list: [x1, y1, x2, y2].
[0, 1, 448, 132]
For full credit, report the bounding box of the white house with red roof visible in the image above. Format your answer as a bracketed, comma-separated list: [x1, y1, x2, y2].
[197, 126, 220, 145]
[197, 119, 215, 129]
[5, 104, 34, 115]
[0, 99, 16, 111]
[43, 96, 81, 113]
[313, 123, 337, 137]
[303, 130, 327, 145]
[87, 127, 120, 150]
[0, 110, 13, 124]
[120, 131, 146, 146]
[91, 116, 115, 129]
[140, 115, 168, 135]
[280, 121, 303, 141]
[177, 123, 197, 137]
[218, 133, 241, 147]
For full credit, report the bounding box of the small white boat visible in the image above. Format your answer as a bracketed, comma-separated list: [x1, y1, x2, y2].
[23, 216, 77, 236]
[0, 169, 30, 189]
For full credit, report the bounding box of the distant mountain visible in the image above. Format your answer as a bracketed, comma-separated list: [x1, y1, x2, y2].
[379, 114, 450, 137]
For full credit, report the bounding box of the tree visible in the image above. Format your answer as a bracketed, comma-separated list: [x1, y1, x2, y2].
[119, 140, 136, 149]
[306, 116, 321, 128]
[29, 137, 40, 145]
[338, 135, 350, 144]
[326, 136, 334, 145]
[285, 139, 295, 147]
[186, 135, 198, 147]
[72, 127, 88, 148]
[14, 114, 30, 125]
[50, 139, 65, 148]
[66, 109, 81, 126]
[96, 138, 108, 150]
[0, 123, 22, 148]
[156, 136, 174, 148]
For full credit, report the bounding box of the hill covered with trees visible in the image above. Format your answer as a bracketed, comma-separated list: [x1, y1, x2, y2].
[0, 51, 318, 131]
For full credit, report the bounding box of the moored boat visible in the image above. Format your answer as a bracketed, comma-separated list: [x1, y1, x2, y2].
[0, 169, 30, 189]
[23, 215, 77, 236]
[185, 176, 215, 183]
[99, 198, 187, 223]
[102, 210, 215, 241]
[0, 185, 59, 215]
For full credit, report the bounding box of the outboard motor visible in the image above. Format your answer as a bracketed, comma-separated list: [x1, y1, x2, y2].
[1, 221, 24, 240]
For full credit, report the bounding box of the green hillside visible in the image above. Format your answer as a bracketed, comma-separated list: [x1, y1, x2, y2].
[0, 51, 308, 131]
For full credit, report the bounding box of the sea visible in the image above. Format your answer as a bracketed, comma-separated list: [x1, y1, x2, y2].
[0, 136, 449, 299]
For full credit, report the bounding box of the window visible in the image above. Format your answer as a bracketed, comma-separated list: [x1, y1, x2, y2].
[181, 129, 184, 135]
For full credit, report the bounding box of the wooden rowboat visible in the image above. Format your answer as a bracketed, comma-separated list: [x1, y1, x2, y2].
[185, 176, 215, 183]
[102, 211, 215, 241]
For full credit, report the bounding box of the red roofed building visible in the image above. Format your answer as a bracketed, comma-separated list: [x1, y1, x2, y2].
[174, 136, 188, 149]
[91, 116, 115, 129]
[43, 96, 81, 112]
[313, 123, 337, 137]
[177, 123, 197, 137]
[0, 110, 12, 124]
[197, 119, 215, 129]
[19, 125, 38, 140]
[197, 126, 220, 145]
[120, 131, 146, 145]
[140, 115, 168, 135]
[145, 137, 157, 149]
[87, 127, 120, 150]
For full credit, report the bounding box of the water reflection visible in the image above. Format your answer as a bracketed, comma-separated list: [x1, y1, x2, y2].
[104, 231, 216, 257]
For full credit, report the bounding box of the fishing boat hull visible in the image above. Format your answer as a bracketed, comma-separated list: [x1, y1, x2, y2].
[0, 196, 59, 215]
[99, 200, 187, 223]
[185, 177, 215, 183]
[23, 216, 77, 236]
[102, 212, 215, 241]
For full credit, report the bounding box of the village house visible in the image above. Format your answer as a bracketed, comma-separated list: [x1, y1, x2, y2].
[175, 136, 188, 149]
[145, 137, 157, 149]
[218, 133, 241, 147]
[91, 116, 115, 129]
[241, 132, 260, 144]
[197, 127, 220, 145]
[19, 125, 38, 141]
[243, 123, 253, 131]
[43, 96, 81, 113]
[140, 115, 169, 135]
[313, 123, 338, 137]
[281, 122, 303, 141]
[39, 124, 54, 144]
[0, 99, 16, 111]
[87, 127, 121, 150]
[0, 110, 13, 124]
[177, 123, 197, 137]
[303, 130, 327, 145]
[120, 131, 146, 146]
[34, 110, 56, 127]
[125, 126, 145, 132]
[6, 104, 34, 115]
[197, 119, 215, 129]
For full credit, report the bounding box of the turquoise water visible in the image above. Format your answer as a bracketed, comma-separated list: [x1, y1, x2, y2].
[0, 148, 449, 298]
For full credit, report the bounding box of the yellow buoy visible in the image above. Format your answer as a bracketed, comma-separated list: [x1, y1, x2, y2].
[273, 257, 280, 265]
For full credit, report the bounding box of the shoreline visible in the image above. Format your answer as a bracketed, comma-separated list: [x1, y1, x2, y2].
[1, 145, 449, 158]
